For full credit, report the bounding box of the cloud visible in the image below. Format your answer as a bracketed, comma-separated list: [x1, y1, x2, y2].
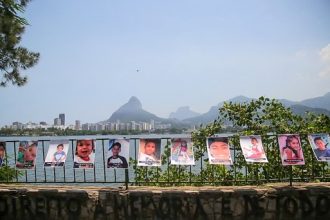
[318, 44, 330, 78]
[319, 66, 330, 78]
[320, 44, 330, 62]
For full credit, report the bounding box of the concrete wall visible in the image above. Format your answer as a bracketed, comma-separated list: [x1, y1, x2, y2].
[0, 184, 330, 219]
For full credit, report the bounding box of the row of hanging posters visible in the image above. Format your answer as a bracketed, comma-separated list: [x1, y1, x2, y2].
[0, 134, 329, 170]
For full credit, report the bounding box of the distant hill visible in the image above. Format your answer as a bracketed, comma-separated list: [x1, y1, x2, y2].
[107, 96, 163, 123]
[183, 93, 330, 125]
[105, 96, 186, 127]
[169, 106, 200, 120]
[183, 96, 252, 125]
[300, 92, 330, 111]
[277, 99, 298, 107]
[183, 105, 219, 125]
[226, 95, 253, 104]
[100, 93, 330, 128]
[289, 104, 330, 116]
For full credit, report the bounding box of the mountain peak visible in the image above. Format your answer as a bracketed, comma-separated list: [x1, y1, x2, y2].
[127, 96, 142, 108]
[107, 96, 164, 123]
[117, 96, 142, 113]
[227, 95, 251, 103]
[169, 106, 200, 120]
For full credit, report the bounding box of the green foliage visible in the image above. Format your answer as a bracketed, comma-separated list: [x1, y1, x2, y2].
[130, 96, 330, 186]
[5, 97, 327, 185]
[0, 0, 40, 86]
[192, 97, 330, 185]
[0, 165, 17, 181]
[0, 156, 22, 181]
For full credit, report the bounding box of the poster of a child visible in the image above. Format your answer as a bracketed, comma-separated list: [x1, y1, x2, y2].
[0, 142, 6, 166]
[107, 139, 129, 168]
[206, 137, 232, 165]
[137, 139, 161, 166]
[44, 140, 69, 167]
[170, 138, 195, 165]
[240, 136, 268, 163]
[308, 134, 330, 161]
[74, 139, 95, 168]
[16, 141, 38, 169]
[278, 134, 305, 166]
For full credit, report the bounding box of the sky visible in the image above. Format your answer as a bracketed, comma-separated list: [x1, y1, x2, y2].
[1, 0, 330, 126]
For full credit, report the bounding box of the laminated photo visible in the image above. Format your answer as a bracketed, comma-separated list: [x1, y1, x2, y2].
[44, 140, 69, 167]
[16, 141, 38, 169]
[0, 142, 6, 166]
[107, 139, 129, 168]
[73, 139, 95, 169]
[170, 138, 195, 165]
[137, 139, 161, 166]
[308, 134, 330, 162]
[206, 137, 232, 165]
[278, 134, 305, 166]
[239, 136, 268, 163]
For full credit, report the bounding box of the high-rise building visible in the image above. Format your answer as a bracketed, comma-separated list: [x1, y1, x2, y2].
[59, 113, 65, 126]
[96, 124, 105, 131]
[75, 120, 81, 130]
[119, 123, 126, 130]
[150, 119, 155, 130]
[54, 118, 60, 126]
[12, 122, 23, 130]
[82, 123, 90, 130]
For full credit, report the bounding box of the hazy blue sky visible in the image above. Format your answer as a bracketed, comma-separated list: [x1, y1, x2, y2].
[1, 0, 330, 126]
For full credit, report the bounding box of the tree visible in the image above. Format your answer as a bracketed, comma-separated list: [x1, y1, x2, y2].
[0, 0, 39, 86]
[129, 97, 330, 186]
[192, 97, 330, 184]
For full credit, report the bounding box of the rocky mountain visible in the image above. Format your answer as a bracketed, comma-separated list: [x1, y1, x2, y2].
[105, 96, 186, 127]
[107, 96, 162, 123]
[169, 106, 200, 120]
[101, 92, 330, 127]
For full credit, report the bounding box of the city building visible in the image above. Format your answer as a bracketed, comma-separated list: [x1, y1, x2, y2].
[59, 114, 65, 126]
[82, 123, 91, 131]
[54, 118, 61, 126]
[75, 120, 81, 130]
[5, 118, 173, 133]
[12, 122, 23, 130]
